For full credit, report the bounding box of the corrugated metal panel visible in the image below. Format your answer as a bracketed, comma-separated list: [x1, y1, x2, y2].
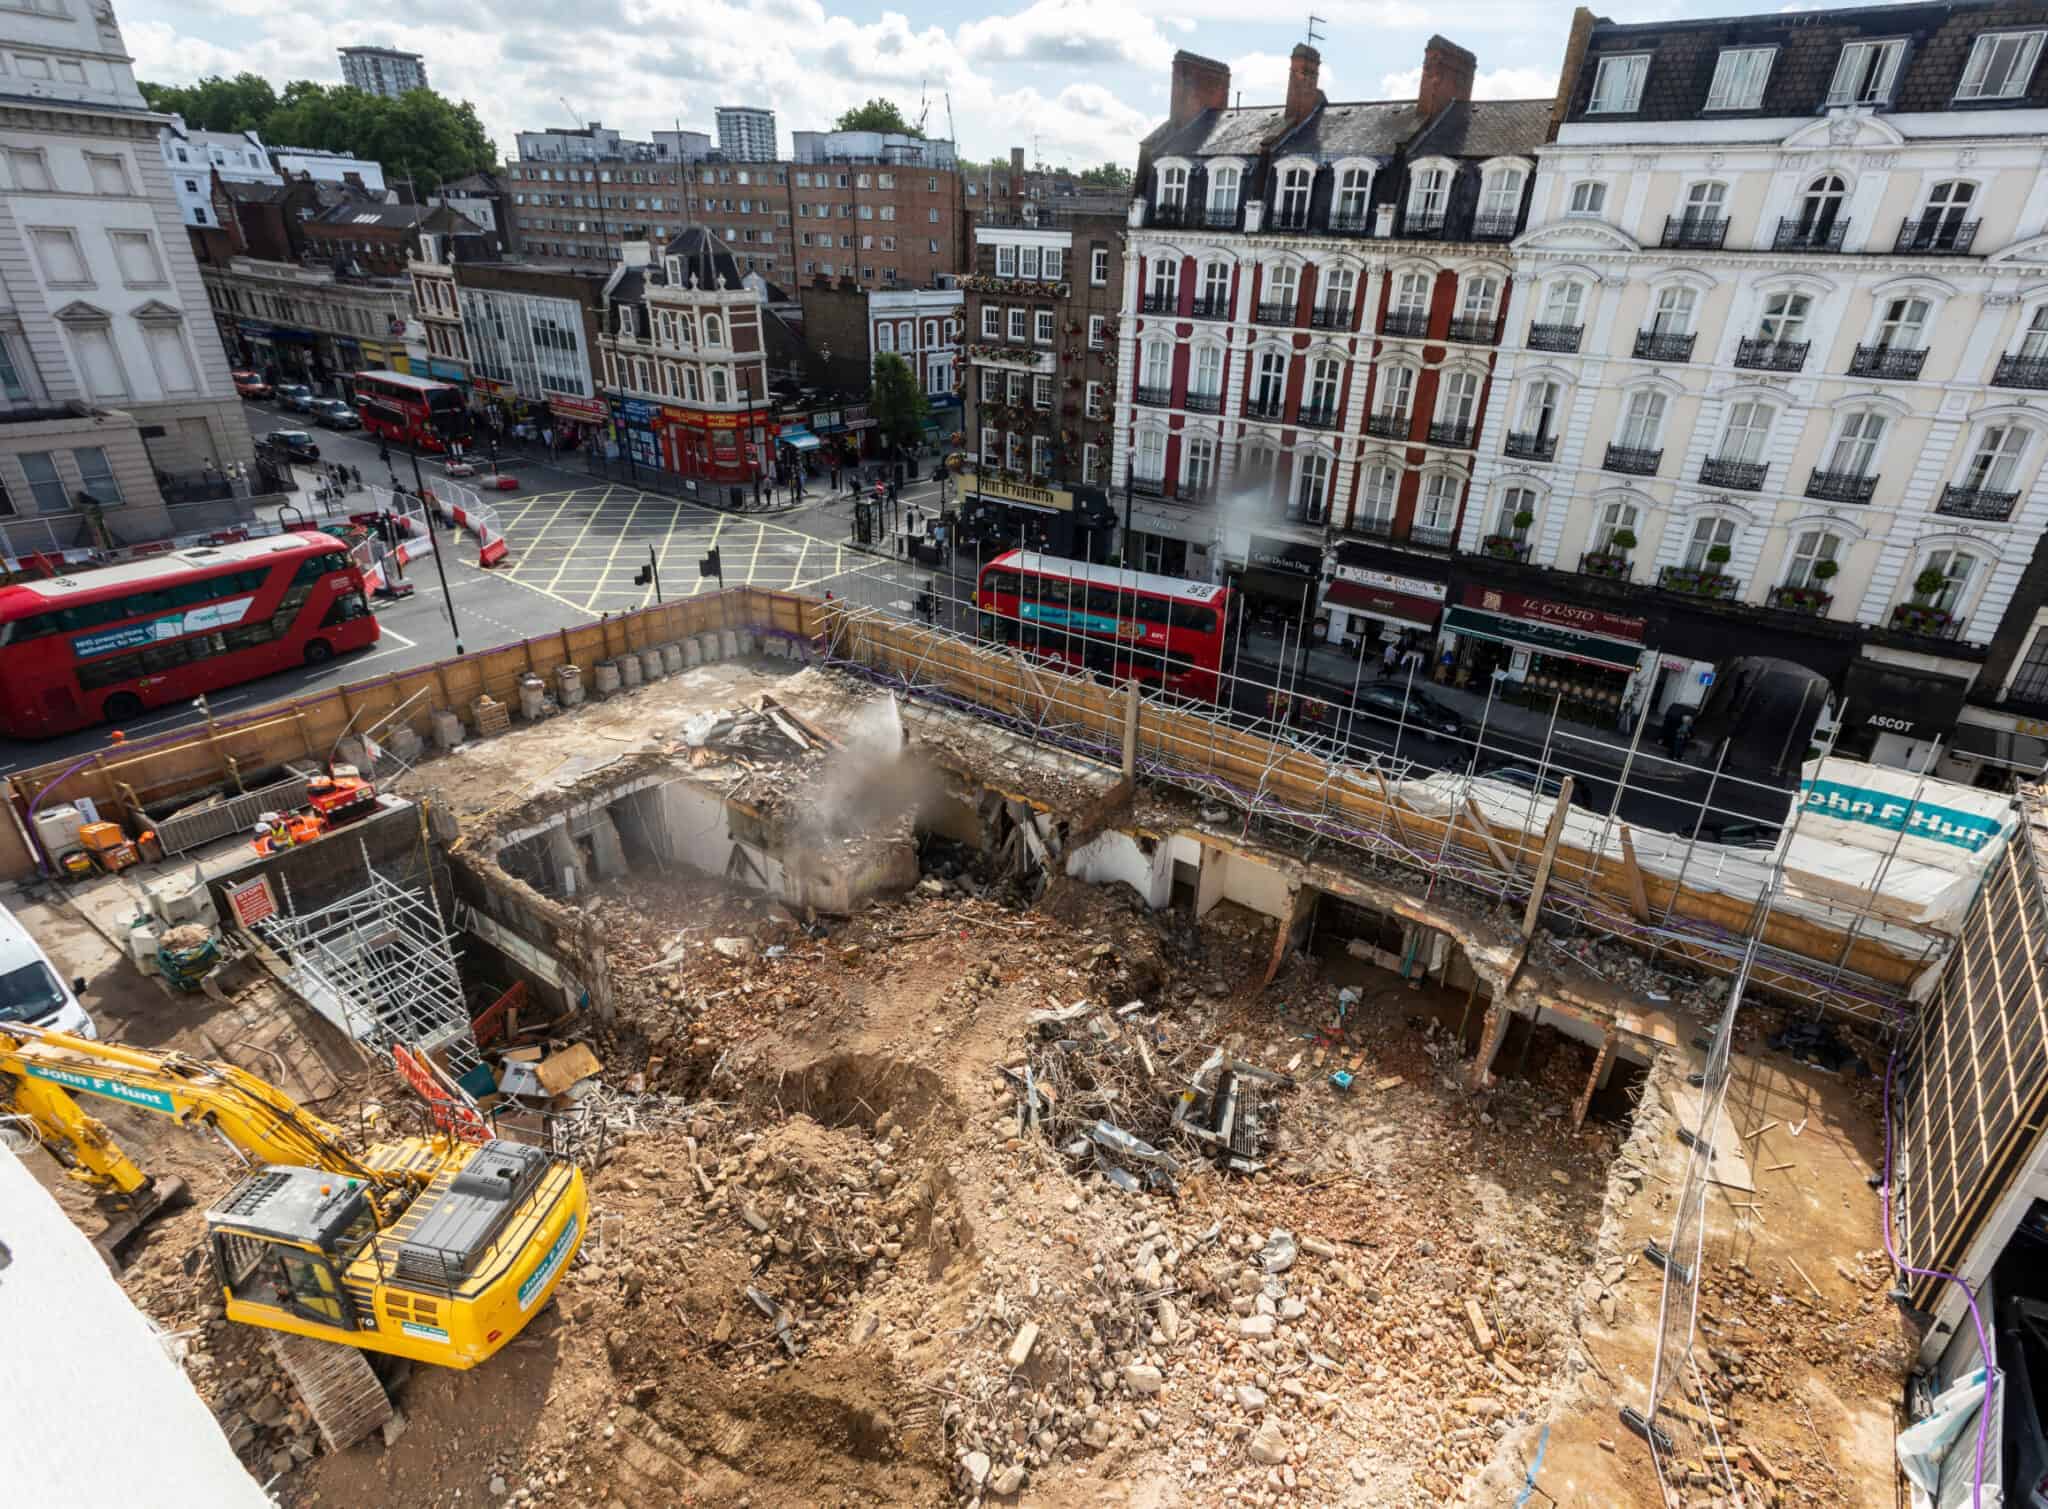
[155, 770, 314, 855]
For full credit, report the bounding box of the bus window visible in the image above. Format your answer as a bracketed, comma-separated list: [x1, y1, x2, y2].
[1169, 602, 1217, 634]
[1134, 595, 1170, 625]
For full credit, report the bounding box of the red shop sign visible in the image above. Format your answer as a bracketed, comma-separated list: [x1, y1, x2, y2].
[1457, 584, 1645, 643]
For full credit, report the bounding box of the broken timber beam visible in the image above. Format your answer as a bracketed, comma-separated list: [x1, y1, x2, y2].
[1573, 1032, 1616, 1129]
[1519, 778, 1575, 938]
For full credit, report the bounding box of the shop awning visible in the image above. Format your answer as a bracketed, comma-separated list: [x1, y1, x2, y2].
[1443, 603, 1642, 671]
[1841, 658, 1971, 740]
[1950, 720, 2048, 773]
[779, 428, 822, 451]
[1239, 568, 1315, 616]
[1326, 580, 1443, 632]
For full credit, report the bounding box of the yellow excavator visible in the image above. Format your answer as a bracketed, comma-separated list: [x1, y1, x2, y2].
[2, 1022, 588, 1449]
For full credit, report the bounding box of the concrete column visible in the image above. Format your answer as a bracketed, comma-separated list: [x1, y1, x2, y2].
[1573, 1033, 1617, 1128]
[584, 810, 629, 881]
[1472, 1001, 1512, 1090]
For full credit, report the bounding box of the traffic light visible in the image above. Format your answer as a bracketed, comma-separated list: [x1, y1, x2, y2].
[633, 562, 652, 586]
[633, 545, 662, 602]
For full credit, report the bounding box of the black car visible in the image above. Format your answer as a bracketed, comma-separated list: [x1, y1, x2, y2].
[310, 398, 361, 430]
[1355, 683, 1466, 738]
[1482, 763, 1599, 808]
[262, 429, 320, 461]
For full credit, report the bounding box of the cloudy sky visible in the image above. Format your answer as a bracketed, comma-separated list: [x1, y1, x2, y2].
[119, 0, 1585, 168]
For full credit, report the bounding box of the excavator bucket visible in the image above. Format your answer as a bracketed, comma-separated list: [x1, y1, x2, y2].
[93, 1174, 191, 1271]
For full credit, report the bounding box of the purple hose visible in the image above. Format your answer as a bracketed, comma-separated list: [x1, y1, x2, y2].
[23, 750, 100, 876]
[1884, 1046, 1993, 1508]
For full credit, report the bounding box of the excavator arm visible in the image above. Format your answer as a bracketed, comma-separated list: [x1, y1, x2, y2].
[0, 1024, 415, 1214]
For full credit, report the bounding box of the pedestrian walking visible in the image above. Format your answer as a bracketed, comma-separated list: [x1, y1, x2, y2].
[1379, 640, 1399, 679]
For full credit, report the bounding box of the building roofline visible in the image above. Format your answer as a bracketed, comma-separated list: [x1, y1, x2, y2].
[1585, 0, 2011, 36]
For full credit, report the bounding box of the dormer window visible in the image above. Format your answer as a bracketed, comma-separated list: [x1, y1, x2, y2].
[1957, 30, 2045, 101]
[1208, 166, 1241, 215]
[1705, 46, 1775, 111]
[1157, 165, 1188, 209]
[1407, 168, 1449, 225]
[618, 306, 635, 337]
[1588, 54, 1648, 114]
[1276, 167, 1312, 226]
[1827, 39, 1906, 106]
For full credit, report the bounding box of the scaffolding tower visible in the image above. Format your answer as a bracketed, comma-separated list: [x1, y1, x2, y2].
[259, 849, 478, 1078]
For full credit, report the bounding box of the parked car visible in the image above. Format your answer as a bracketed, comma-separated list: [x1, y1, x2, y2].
[231, 370, 271, 400]
[274, 383, 315, 413]
[261, 429, 320, 461]
[1700, 817, 1780, 849]
[310, 398, 361, 430]
[1355, 683, 1466, 739]
[1482, 763, 1588, 805]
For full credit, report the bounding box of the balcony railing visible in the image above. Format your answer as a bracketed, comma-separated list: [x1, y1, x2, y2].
[1133, 385, 1172, 408]
[1199, 207, 1241, 230]
[1503, 431, 1557, 462]
[1245, 395, 1285, 420]
[1887, 603, 1968, 640]
[1849, 344, 1927, 380]
[1149, 201, 1191, 226]
[1447, 315, 1501, 345]
[1129, 471, 1169, 497]
[1269, 208, 1312, 231]
[1365, 410, 1410, 440]
[1895, 217, 1979, 255]
[1254, 301, 1295, 325]
[1189, 296, 1229, 319]
[1657, 564, 1739, 601]
[1603, 443, 1662, 476]
[1139, 294, 1176, 314]
[1184, 391, 1223, 415]
[1346, 513, 1397, 542]
[1765, 584, 1833, 616]
[1382, 310, 1429, 338]
[1296, 402, 1341, 430]
[1633, 329, 1695, 363]
[1526, 322, 1583, 353]
[1480, 533, 1531, 561]
[1428, 420, 1477, 449]
[1805, 468, 1877, 504]
[1733, 337, 1809, 372]
[1773, 217, 1849, 252]
[1403, 212, 1447, 239]
[1937, 483, 2019, 520]
[1993, 354, 2048, 390]
[1579, 550, 1633, 581]
[1661, 215, 1729, 250]
[1408, 522, 1456, 551]
[1309, 302, 1354, 330]
[1328, 210, 1374, 234]
[1472, 212, 1520, 240]
[1700, 456, 1768, 491]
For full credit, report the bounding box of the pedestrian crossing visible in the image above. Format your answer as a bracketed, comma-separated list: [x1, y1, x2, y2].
[483, 485, 887, 615]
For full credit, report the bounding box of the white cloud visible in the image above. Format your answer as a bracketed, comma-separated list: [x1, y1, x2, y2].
[958, 0, 1175, 70]
[1378, 64, 1558, 101]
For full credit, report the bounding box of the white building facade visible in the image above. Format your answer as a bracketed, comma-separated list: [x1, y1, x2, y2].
[1468, 1, 2048, 766]
[270, 147, 386, 194]
[868, 286, 961, 400]
[159, 117, 274, 229]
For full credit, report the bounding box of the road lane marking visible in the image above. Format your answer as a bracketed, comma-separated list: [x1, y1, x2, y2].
[543, 490, 614, 594]
[585, 491, 645, 611]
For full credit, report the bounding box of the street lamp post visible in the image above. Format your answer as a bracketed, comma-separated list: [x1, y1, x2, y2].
[405, 429, 465, 656]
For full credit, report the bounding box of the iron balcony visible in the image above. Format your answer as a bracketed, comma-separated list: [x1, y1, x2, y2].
[1603, 444, 1661, 476]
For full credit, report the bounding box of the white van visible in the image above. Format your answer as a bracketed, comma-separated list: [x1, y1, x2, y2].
[0, 902, 94, 1039]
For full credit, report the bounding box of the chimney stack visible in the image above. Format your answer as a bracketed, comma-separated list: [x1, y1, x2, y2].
[1169, 50, 1232, 127]
[1285, 44, 1323, 126]
[1418, 35, 1477, 117]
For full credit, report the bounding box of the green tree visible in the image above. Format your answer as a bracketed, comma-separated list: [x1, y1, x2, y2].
[869, 353, 929, 453]
[834, 98, 922, 137]
[1078, 162, 1133, 190]
[141, 72, 278, 133]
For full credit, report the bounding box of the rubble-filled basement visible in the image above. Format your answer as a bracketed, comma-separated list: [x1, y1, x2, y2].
[6, 594, 2001, 1508]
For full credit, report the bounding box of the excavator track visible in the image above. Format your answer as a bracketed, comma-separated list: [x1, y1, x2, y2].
[268, 1331, 393, 1453]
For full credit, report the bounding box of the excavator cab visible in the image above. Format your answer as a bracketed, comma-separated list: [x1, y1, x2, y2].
[208, 1167, 380, 1334]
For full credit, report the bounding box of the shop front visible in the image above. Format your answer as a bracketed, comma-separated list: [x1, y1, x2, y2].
[546, 392, 607, 453]
[1122, 494, 1216, 582]
[609, 396, 661, 470]
[1233, 534, 1323, 637]
[1836, 656, 1973, 772]
[426, 359, 468, 384]
[1442, 584, 1649, 727]
[1323, 540, 1449, 653]
[960, 471, 1114, 559]
[1944, 709, 2048, 788]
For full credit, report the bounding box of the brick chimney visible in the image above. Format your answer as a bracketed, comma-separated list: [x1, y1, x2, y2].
[1169, 50, 1231, 126]
[1418, 35, 1477, 117]
[1285, 44, 1323, 126]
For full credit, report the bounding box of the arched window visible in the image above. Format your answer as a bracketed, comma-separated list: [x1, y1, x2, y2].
[1335, 168, 1371, 225]
[1252, 349, 1287, 411]
[1321, 266, 1357, 322]
[1719, 399, 1775, 462]
[1200, 260, 1231, 314]
[1147, 257, 1178, 307]
[1262, 264, 1299, 320]
[923, 320, 938, 346]
[1374, 363, 1415, 421]
[1916, 547, 1979, 612]
[1540, 279, 1586, 329]
[1797, 175, 1846, 242]
[1417, 473, 1461, 534]
[1407, 167, 1450, 224]
[898, 321, 914, 348]
[1208, 166, 1241, 216]
[1649, 285, 1697, 336]
[1390, 271, 1431, 321]
[1438, 370, 1482, 430]
[707, 365, 729, 402]
[1294, 451, 1332, 523]
[1596, 500, 1639, 554]
[1681, 181, 1728, 230]
[1875, 297, 1929, 352]
[1962, 423, 2029, 494]
[1827, 411, 1887, 479]
[1757, 292, 1811, 344]
[1568, 181, 1606, 217]
[703, 314, 723, 346]
[1191, 345, 1224, 401]
[1139, 340, 1170, 393]
[1618, 389, 1666, 450]
[1460, 274, 1501, 321]
[876, 323, 894, 352]
[1495, 484, 1539, 547]
[1519, 378, 1563, 441]
[1479, 166, 1524, 222]
[1915, 181, 1976, 250]
[2017, 306, 2048, 360]
[1240, 442, 1277, 489]
[1183, 434, 1217, 494]
[681, 366, 701, 402]
[1358, 464, 1399, 528]
[1276, 167, 1313, 226]
[1157, 165, 1188, 208]
[1305, 356, 1342, 417]
[1783, 529, 1840, 589]
[1684, 516, 1738, 571]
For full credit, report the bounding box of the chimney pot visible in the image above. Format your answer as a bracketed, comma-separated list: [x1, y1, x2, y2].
[1418, 35, 1477, 117]
[1169, 50, 1232, 127]
[1285, 44, 1323, 127]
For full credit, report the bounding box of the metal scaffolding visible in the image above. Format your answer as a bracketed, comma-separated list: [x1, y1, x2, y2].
[260, 846, 478, 1078]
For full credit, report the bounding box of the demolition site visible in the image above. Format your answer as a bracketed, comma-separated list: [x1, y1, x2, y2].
[6, 586, 2040, 1509]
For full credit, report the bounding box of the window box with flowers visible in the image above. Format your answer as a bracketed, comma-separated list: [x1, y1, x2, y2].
[1890, 567, 1958, 634]
[1659, 546, 1736, 600]
[1481, 533, 1530, 561]
[1581, 529, 1635, 580]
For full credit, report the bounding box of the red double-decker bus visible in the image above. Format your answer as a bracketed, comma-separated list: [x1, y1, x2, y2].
[0, 532, 380, 736]
[353, 371, 471, 454]
[975, 550, 1233, 701]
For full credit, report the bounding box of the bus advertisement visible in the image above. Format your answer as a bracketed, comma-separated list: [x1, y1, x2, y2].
[0, 532, 380, 736]
[353, 371, 472, 454]
[975, 550, 1233, 701]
